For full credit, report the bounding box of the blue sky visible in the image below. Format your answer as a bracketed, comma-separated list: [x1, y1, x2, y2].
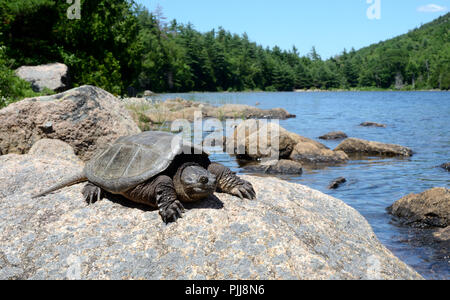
[135, 0, 449, 58]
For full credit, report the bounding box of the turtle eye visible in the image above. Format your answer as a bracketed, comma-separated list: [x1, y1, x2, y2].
[199, 176, 209, 184]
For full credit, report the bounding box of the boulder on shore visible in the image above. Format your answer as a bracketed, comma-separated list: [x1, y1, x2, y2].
[211, 104, 296, 120]
[388, 188, 449, 228]
[15, 63, 69, 92]
[0, 85, 141, 161]
[226, 120, 348, 165]
[289, 140, 349, 165]
[226, 120, 296, 161]
[319, 131, 348, 140]
[335, 138, 413, 157]
[122, 97, 296, 124]
[143, 90, 155, 97]
[0, 142, 422, 280]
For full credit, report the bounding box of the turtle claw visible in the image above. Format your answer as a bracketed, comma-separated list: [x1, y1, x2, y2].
[231, 180, 256, 200]
[160, 200, 185, 224]
[82, 183, 102, 205]
[234, 189, 244, 200]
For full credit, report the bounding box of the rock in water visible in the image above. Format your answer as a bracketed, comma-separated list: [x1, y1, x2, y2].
[0, 142, 422, 279]
[227, 120, 348, 165]
[360, 122, 386, 128]
[439, 163, 450, 172]
[289, 140, 349, 165]
[319, 131, 348, 140]
[335, 138, 413, 157]
[226, 120, 296, 160]
[15, 63, 69, 92]
[328, 177, 347, 189]
[0, 85, 141, 161]
[244, 160, 303, 175]
[388, 188, 449, 228]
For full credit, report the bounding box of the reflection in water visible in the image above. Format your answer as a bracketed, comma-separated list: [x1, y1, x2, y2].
[159, 91, 450, 279]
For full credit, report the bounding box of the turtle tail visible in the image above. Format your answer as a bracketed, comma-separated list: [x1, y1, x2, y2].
[32, 171, 88, 198]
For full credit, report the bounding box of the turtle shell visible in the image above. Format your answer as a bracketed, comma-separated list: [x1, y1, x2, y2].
[85, 131, 208, 193]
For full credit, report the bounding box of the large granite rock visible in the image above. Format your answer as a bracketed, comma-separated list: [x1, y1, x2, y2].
[388, 188, 449, 228]
[226, 120, 296, 161]
[15, 63, 69, 92]
[0, 85, 141, 161]
[0, 142, 422, 280]
[335, 138, 413, 157]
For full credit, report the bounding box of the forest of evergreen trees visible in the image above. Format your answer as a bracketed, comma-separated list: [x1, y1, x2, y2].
[1, 0, 449, 105]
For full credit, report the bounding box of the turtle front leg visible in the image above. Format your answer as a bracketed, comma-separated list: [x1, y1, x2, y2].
[125, 175, 184, 223]
[152, 176, 185, 223]
[82, 182, 103, 205]
[207, 163, 256, 200]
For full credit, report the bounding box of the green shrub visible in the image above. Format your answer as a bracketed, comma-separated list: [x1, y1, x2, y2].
[0, 46, 40, 108]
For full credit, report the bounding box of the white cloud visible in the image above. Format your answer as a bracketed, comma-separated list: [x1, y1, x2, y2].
[417, 4, 448, 13]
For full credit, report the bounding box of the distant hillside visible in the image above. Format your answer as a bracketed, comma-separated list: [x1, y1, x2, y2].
[337, 13, 449, 89]
[1, 1, 448, 102]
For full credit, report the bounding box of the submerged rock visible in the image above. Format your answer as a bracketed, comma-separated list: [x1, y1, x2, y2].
[319, 131, 348, 140]
[388, 188, 449, 228]
[360, 122, 386, 128]
[335, 138, 413, 157]
[328, 177, 347, 189]
[0, 85, 141, 160]
[0, 142, 421, 280]
[15, 63, 69, 92]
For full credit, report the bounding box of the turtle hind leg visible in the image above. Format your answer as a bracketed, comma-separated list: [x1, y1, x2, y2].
[207, 162, 256, 200]
[82, 182, 103, 205]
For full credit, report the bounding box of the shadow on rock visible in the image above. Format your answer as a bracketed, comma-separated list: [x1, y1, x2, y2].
[104, 192, 224, 212]
[183, 194, 224, 210]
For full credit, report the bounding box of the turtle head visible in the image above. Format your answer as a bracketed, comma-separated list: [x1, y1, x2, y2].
[174, 163, 217, 202]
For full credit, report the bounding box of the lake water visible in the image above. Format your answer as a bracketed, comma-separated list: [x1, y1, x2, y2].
[159, 91, 450, 279]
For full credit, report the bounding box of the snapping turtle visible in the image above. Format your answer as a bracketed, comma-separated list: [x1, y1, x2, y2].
[33, 131, 256, 223]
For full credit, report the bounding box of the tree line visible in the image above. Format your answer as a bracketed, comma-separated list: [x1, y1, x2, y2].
[1, 0, 448, 106]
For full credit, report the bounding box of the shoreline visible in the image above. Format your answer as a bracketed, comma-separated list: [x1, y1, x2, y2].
[147, 89, 448, 96]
